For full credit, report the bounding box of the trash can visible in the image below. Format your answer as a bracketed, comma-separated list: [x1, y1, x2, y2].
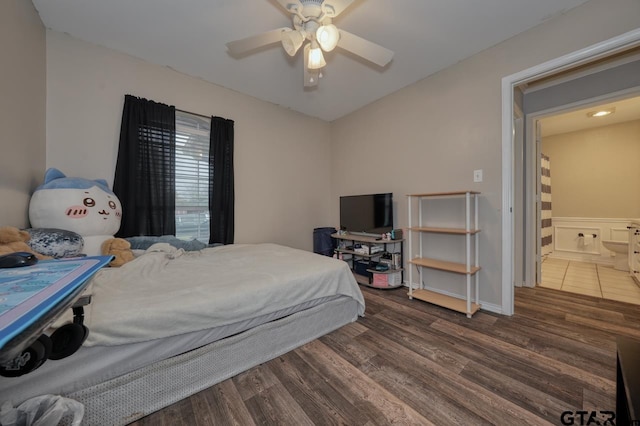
[313, 227, 337, 256]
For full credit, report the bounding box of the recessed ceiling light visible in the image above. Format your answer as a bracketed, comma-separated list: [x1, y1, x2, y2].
[586, 107, 615, 118]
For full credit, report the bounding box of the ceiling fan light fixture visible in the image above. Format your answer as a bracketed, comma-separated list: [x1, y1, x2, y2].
[281, 29, 306, 56]
[316, 24, 339, 52]
[308, 42, 326, 69]
[227, 0, 392, 88]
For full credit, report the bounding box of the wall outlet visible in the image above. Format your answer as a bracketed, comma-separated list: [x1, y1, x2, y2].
[474, 169, 483, 182]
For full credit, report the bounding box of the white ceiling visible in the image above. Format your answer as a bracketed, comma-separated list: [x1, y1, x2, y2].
[32, 0, 592, 122]
[540, 95, 640, 137]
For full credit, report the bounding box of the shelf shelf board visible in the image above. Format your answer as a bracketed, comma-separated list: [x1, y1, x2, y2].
[336, 249, 384, 258]
[366, 268, 404, 274]
[337, 249, 368, 256]
[331, 233, 404, 244]
[407, 191, 480, 197]
[408, 227, 481, 235]
[409, 289, 480, 316]
[409, 257, 480, 275]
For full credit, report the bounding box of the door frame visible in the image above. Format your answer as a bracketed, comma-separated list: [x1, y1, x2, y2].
[523, 118, 541, 289]
[501, 28, 640, 316]
[512, 102, 524, 287]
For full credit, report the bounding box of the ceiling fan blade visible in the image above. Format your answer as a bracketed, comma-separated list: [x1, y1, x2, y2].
[324, 0, 355, 17]
[337, 30, 394, 67]
[274, 0, 303, 13]
[303, 44, 319, 87]
[226, 28, 290, 56]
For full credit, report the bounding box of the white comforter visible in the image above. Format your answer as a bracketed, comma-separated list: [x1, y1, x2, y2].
[83, 243, 364, 346]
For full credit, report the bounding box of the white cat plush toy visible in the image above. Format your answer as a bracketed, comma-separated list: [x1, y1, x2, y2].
[29, 168, 123, 256]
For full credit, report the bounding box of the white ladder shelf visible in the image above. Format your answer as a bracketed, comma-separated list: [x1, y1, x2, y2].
[407, 191, 481, 318]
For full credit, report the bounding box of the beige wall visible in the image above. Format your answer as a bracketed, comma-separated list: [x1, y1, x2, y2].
[45, 32, 332, 251]
[31, 0, 640, 310]
[542, 120, 640, 218]
[330, 0, 640, 309]
[0, 0, 46, 227]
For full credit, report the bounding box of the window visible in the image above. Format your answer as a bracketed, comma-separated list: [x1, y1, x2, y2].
[175, 110, 210, 242]
[115, 94, 233, 244]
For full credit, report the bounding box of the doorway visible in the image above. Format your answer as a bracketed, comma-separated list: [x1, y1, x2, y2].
[501, 28, 640, 316]
[524, 90, 640, 287]
[530, 94, 640, 305]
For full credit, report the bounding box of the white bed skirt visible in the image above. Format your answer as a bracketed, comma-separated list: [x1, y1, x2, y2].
[69, 296, 360, 425]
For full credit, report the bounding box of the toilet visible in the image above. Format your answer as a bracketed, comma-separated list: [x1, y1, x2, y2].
[602, 240, 629, 271]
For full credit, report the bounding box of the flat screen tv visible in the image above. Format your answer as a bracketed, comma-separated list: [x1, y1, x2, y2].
[340, 193, 393, 237]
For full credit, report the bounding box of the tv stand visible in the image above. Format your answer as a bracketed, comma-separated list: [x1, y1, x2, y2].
[332, 232, 404, 289]
[347, 231, 383, 239]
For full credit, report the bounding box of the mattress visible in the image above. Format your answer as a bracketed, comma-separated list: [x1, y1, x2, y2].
[0, 295, 341, 404]
[81, 243, 364, 345]
[75, 296, 361, 425]
[0, 243, 364, 407]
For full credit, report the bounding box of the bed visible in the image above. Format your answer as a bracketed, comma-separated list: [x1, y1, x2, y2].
[0, 243, 365, 425]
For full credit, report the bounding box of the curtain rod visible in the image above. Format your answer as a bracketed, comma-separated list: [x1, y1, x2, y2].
[176, 108, 210, 120]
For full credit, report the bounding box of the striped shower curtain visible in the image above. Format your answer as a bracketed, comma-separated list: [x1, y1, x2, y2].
[541, 153, 552, 256]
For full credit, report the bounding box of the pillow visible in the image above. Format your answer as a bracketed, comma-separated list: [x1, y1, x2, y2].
[25, 228, 85, 258]
[125, 235, 209, 251]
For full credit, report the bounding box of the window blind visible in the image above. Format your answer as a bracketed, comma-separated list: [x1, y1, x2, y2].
[175, 110, 210, 242]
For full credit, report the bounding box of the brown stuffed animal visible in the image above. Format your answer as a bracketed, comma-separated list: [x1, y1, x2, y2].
[0, 226, 51, 260]
[101, 238, 135, 267]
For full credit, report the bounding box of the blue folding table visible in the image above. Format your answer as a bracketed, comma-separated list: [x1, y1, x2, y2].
[0, 256, 113, 367]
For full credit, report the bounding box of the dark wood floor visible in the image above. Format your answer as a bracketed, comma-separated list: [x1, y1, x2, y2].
[131, 286, 640, 425]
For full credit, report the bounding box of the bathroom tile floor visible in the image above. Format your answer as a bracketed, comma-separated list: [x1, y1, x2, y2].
[540, 257, 640, 305]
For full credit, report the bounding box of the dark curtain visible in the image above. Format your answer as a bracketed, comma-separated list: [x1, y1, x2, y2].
[208, 116, 234, 244]
[114, 95, 176, 237]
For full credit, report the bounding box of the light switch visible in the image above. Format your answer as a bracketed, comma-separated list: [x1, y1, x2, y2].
[474, 169, 483, 183]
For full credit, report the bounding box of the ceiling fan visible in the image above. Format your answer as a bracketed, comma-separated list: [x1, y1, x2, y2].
[225, 0, 394, 87]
